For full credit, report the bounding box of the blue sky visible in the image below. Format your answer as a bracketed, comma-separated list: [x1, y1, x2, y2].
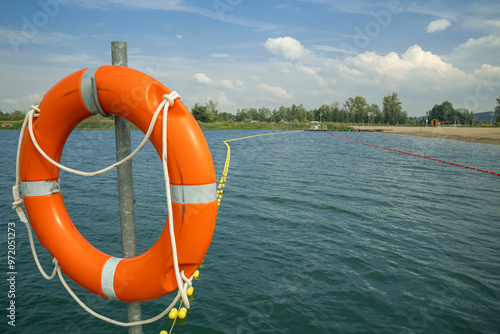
[1, 0, 499, 117]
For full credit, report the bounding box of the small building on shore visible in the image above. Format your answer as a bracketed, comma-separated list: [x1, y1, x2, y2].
[430, 119, 441, 127]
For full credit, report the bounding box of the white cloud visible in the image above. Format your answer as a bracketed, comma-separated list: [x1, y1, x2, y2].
[473, 64, 500, 79]
[176, 35, 183, 39]
[426, 19, 451, 33]
[446, 34, 500, 71]
[29, 93, 43, 104]
[1, 93, 45, 112]
[454, 35, 500, 52]
[343, 45, 473, 92]
[261, 84, 293, 99]
[193, 73, 213, 84]
[486, 20, 500, 27]
[312, 44, 357, 55]
[192, 74, 240, 90]
[265, 37, 311, 60]
[217, 92, 235, 106]
[221, 79, 235, 89]
[211, 53, 230, 58]
[2, 98, 18, 105]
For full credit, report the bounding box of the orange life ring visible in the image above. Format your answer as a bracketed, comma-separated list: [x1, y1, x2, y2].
[19, 65, 218, 302]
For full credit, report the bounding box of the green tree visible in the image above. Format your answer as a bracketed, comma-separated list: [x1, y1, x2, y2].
[370, 104, 382, 124]
[315, 104, 330, 122]
[205, 99, 219, 120]
[383, 92, 403, 125]
[455, 108, 474, 125]
[235, 108, 250, 122]
[427, 101, 453, 122]
[192, 103, 213, 122]
[244, 107, 258, 121]
[330, 102, 341, 122]
[10, 110, 26, 121]
[427, 102, 477, 125]
[271, 106, 288, 122]
[218, 112, 235, 121]
[287, 104, 306, 122]
[344, 96, 369, 123]
[495, 97, 500, 122]
[258, 107, 272, 122]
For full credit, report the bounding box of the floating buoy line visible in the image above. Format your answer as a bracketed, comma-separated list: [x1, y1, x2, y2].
[332, 131, 499, 176]
[216, 130, 305, 204]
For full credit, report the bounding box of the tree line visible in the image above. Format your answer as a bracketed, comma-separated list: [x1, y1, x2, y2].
[192, 93, 410, 125]
[2, 94, 499, 125]
[426, 101, 474, 124]
[0, 110, 26, 121]
[192, 93, 500, 126]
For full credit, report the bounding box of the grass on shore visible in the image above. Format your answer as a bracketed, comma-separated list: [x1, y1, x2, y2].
[3, 117, 498, 131]
[1, 118, 353, 130]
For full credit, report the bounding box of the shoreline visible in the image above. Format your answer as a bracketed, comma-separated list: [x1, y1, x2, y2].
[357, 126, 500, 145]
[2, 120, 499, 145]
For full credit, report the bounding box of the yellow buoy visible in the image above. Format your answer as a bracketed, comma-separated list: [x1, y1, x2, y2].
[168, 308, 178, 319]
[160, 331, 168, 334]
[193, 270, 200, 279]
[187, 286, 194, 296]
[178, 307, 187, 319]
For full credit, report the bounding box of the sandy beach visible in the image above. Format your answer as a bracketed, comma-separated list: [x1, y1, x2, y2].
[357, 126, 500, 145]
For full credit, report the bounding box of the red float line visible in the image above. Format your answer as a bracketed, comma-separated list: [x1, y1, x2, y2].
[332, 131, 499, 176]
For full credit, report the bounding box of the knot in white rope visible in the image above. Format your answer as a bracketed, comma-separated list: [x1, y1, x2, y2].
[181, 270, 193, 288]
[12, 198, 23, 210]
[12, 184, 22, 209]
[163, 91, 180, 107]
[30, 105, 40, 115]
[30, 105, 40, 112]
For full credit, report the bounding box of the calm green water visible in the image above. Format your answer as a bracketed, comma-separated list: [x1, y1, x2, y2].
[1, 129, 499, 334]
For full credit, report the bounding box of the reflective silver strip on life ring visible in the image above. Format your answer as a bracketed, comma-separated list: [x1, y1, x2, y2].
[171, 183, 217, 204]
[101, 257, 122, 300]
[81, 67, 110, 117]
[21, 180, 61, 197]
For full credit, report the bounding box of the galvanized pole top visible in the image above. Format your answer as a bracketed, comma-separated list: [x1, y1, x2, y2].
[111, 41, 128, 67]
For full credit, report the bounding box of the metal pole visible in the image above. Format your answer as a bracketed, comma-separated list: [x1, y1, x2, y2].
[111, 41, 143, 334]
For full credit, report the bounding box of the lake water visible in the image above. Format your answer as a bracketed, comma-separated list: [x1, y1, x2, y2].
[1, 129, 499, 334]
